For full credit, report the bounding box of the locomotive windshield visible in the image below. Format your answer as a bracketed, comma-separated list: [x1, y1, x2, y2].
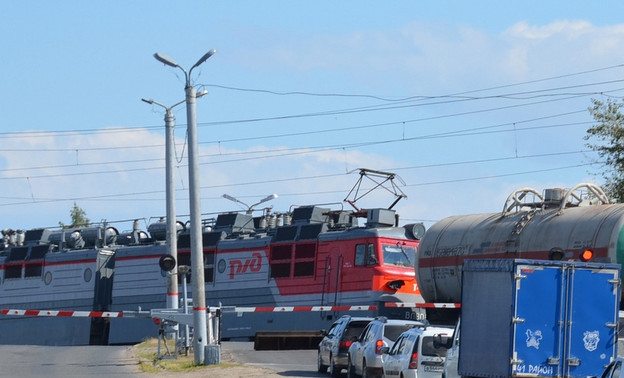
[382, 244, 415, 267]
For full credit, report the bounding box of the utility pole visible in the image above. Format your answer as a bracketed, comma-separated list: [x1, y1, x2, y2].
[153, 49, 216, 364]
[141, 97, 185, 315]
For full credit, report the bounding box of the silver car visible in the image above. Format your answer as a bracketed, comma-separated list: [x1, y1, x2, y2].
[347, 317, 426, 378]
[318, 315, 373, 377]
[382, 326, 452, 378]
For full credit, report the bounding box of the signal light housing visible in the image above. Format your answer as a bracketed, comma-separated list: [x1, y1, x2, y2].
[549, 248, 565, 261]
[158, 255, 177, 271]
[580, 249, 594, 262]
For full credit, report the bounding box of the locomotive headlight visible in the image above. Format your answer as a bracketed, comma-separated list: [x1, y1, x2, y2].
[405, 223, 426, 240]
[580, 249, 594, 262]
[387, 280, 405, 290]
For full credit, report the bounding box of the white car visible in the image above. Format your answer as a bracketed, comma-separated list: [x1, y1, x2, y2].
[441, 319, 460, 378]
[381, 326, 452, 378]
[347, 317, 426, 378]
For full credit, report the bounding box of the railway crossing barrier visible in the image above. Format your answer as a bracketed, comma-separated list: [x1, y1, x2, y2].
[0, 302, 459, 353]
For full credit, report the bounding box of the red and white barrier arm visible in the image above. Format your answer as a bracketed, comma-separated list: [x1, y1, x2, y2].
[384, 302, 461, 308]
[1, 303, 455, 318]
[225, 305, 378, 313]
[0, 309, 124, 318]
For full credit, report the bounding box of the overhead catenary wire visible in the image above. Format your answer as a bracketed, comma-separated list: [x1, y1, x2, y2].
[0, 161, 600, 207]
[0, 119, 595, 179]
[0, 63, 621, 212]
[1, 64, 623, 142]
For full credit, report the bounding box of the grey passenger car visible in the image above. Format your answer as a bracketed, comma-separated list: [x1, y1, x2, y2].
[318, 315, 373, 377]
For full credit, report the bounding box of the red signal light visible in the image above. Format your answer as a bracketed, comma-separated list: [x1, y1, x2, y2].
[580, 249, 594, 262]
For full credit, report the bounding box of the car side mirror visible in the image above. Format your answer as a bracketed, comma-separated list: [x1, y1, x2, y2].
[433, 334, 452, 349]
[380, 346, 390, 355]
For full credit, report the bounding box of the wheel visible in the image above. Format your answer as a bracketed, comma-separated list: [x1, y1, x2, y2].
[330, 354, 341, 378]
[347, 355, 358, 378]
[317, 350, 328, 373]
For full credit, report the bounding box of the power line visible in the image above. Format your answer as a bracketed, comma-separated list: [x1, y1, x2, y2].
[0, 118, 592, 179]
[201, 63, 624, 100]
[1, 64, 622, 142]
[0, 153, 600, 206]
[0, 99, 595, 156]
[404, 162, 597, 187]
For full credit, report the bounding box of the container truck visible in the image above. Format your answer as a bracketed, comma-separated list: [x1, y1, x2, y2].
[455, 259, 620, 378]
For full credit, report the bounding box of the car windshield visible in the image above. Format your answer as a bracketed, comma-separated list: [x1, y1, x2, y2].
[344, 321, 369, 339]
[384, 325, 416, 342]
[422, 336, 447, 357]
[382, 244, 415, 268]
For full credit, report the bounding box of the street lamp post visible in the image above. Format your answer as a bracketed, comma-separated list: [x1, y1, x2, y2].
[153, 49, 216, 364]
[141, 97, 185, 316]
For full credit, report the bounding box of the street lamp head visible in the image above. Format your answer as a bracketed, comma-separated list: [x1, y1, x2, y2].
[192, 49, 217, 70]
[197, 90, 209, 98]
[222, 194, 236, 202]
[154, 52, 180, 69]
[261, 194, 279, 202]
[141, 98, 155, 105]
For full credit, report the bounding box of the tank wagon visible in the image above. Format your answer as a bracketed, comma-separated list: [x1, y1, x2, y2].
[415, 183, 624, 305]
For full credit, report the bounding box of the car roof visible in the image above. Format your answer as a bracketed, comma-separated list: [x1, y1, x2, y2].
[371, 316, 428, 327]
[337, 315, 374, 323]
[346, 317, 374, 322]
[420, 326, 454, 336]
[398, 325, 452, 337]
[379, 319, 426, 326]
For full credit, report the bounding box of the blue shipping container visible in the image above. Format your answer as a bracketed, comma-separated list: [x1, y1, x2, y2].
[458, 259, 620, 378]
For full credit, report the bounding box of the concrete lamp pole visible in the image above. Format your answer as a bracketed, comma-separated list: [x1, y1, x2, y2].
[140, 97, 185, 332]
[153, 49, 216, 364]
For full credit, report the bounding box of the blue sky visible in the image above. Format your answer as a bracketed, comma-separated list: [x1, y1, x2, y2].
[2, 1, 624, 232]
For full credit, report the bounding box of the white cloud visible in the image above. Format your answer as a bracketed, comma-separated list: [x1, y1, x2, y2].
[505, 20, 594, 40]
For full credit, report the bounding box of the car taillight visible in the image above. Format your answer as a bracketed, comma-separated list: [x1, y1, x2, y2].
[375, 340, 384, 355]
[409, 352, 419, 369]
[339, 340, 353, 349]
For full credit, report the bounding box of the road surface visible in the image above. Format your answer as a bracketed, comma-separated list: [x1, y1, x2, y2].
[0, 342, 328, 377]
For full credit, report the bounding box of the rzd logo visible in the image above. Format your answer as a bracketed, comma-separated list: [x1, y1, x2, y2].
[229, 252, 262, 279]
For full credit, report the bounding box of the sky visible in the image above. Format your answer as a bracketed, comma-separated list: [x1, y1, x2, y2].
[2, 1, 624, 233]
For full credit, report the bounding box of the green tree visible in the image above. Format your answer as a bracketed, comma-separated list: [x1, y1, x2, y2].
[585, 98, 624, 203]
[59, 202, 90, 228]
